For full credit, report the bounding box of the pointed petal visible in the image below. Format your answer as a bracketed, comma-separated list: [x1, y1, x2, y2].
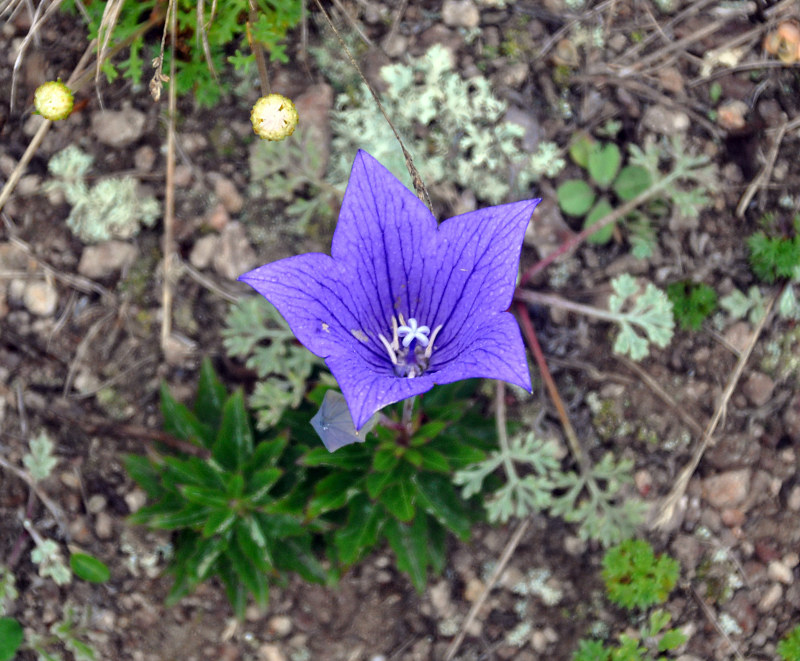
[327, 352, 436, 429]
[431, 311, 531, 392]
[417, 199, 540, 349]
[331, 150, 438, 333]
[238, 254, 383, 367]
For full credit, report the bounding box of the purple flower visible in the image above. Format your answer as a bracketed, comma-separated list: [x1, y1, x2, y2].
[239, 150, 540, 430]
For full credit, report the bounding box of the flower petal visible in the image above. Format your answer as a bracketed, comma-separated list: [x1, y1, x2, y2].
[418, 199, 540, 348]
[238, 253, 383, 367]
[331, 150, 438, 333]
[327, 352, 436, 429]
[430, 311, 531, 392]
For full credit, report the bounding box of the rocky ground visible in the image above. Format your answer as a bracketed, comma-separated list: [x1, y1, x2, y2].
[1, 1, 799, 660]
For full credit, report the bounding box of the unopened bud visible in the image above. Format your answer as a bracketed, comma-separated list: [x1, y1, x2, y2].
[250, 94, 298, 141]
[34, 80, 74, 121]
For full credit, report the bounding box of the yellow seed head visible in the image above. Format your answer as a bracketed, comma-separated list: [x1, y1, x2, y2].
[250, 94, 298, 141]
[34, 80, 74, 121]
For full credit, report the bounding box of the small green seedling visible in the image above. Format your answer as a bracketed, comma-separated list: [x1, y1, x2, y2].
[602, 538, 680, 610]
[558, 133, 652, 250]
[747, 213, 800, 283]
[666, 281, 717, 330]
[573, 609, 686, 660]
[778, 624, 800, 661]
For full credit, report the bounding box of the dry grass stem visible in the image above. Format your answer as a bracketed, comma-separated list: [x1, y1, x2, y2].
[160, 0, 178, 353]
[651, 285, 781, 531]
[736, 115, 800, 216]
[197, 0, 219, 83]
[689, 584, 746, 661]
[94, 0, 125, 103]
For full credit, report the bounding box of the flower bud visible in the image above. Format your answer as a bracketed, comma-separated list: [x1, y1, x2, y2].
[34, 80, 74, 121]
[250, 94, 298, 141]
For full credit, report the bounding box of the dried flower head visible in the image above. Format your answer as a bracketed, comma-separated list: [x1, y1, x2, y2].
[34, 80, 74, 121]
[764, 21, 800, 64]
[250, 93, 298, 141]
[240, 150, 540, 429]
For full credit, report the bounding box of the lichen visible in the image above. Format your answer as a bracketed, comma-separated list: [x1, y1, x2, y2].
[46, 145, 159, 243]
[327, 44, 563, 205]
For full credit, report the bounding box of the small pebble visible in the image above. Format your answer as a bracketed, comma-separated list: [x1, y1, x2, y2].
[189, 235, 219, 270]
[134, 145, 157, 172]
[442, 0, 480, 28]
[23, 280, 58, 316]
[268, 615, 292, 638]
[211, 174, 244, 214]
[257, 643, 286, 661]
[757, 583, 783, 612]
[767, 560, 794, 585]
[703, 469, 750, 509]
[91, 107, 146, 147]
[87, 494, 107, 514]
[78, 241, 138, 279]
[125, 489, 147, 513]
[742, 372, 775, 407]
[95, 511, 113, 539]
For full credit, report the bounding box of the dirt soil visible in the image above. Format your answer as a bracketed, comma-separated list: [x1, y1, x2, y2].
[1, 1, 799, 660]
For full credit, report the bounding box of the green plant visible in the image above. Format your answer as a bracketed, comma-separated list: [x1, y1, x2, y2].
[327, 43, 564, 205]
[778, 624, 800, 661]
[0, 617, 23, 661]
[300, 381, 496, 591]
[559, 134, 715, 259]
[126, 359, 326, 618]
[574, 610, 686, 660]
[25, 604, 100, 661]
[747, 214, 800, 283]
[558, 134, 653, 254]
[45, 146, 159, 243]
[62, 0, 302, 107]
[666, 281, 717, 330]
[608, 274, 675, 360]
[248, 127, 337, 234]
[454, 433, 647, 547]
[602, 539, 680, 610]
[222, 296, 322, 429]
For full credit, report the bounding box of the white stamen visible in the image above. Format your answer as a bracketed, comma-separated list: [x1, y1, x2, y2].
[391, 316, 400, 352]
[378, 333, 398, 365]
[397, 318, 431, 348]
[424, 324, 443, 358]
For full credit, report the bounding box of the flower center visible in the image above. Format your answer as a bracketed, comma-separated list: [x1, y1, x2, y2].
[378, 315, 442, 378]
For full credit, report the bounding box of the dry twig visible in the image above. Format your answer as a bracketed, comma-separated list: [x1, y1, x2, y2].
[651, 285, 781, 531]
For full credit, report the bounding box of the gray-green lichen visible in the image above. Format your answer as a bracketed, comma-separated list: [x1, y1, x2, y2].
[46, 145, 159, 242]
[329, 44, 563, 205]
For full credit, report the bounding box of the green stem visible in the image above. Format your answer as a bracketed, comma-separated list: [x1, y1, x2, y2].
[494, 381, 519, 484]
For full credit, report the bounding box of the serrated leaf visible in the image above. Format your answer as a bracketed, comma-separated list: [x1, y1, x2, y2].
[334, 495, 384, 565]
[23, 431, 58, 482]
[413, 473, 472, 539]
[588, 143, 621, 188]
[379, 481, 415, 522]
[557, 179, 596, 217]
[659, 628, 687, 651]
[161, 383, 214, 448]
[194, 358, 227, 428]
[69, 553, 110, 583]
[213, 390, 253, 471]
[384, 516, 429, 592]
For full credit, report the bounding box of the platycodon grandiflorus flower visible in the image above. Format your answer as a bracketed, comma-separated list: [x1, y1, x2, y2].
[240, 150, 540, 430]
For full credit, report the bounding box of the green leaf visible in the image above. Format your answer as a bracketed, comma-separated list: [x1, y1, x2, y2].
[384, 516, 429, 592]
[307, 472, 355, 518]
[227, 536, 269, 609]
[179, 485, 231, 509]
[301, 444, 370, 469]
[613, 165, 651, 201]
[413, 473, 472, 539]
[588, 143, 621, 188]
[557, 179, 596, 217]
[366, 470, 395, 499]
[246, 467, 283, 504]
[334, 495, 384, 565]
[417, 446, 451, 473]
[246, 437, 288, 474]
[373, 447, 400, 473]
[213, 390, 253, 471]
[201, 509, 237, 537]
[163, 456, 225, 490]
[234, 520, 272, 574]
[569, 132, 595, 168]
[23, 431, 58, 482]
[69, 553, 110, 583]
[0, 617, 23, 661]
[584, 198, 614, 244]
[124, 454, 162, 497]
[272, 538, 328, 585]
[410, 421, 448, 445]
[379, 481, 415, 522]
[161, 382, 214, 448]
[194, 358, 227, 428]
[658, 628, 687, 651]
